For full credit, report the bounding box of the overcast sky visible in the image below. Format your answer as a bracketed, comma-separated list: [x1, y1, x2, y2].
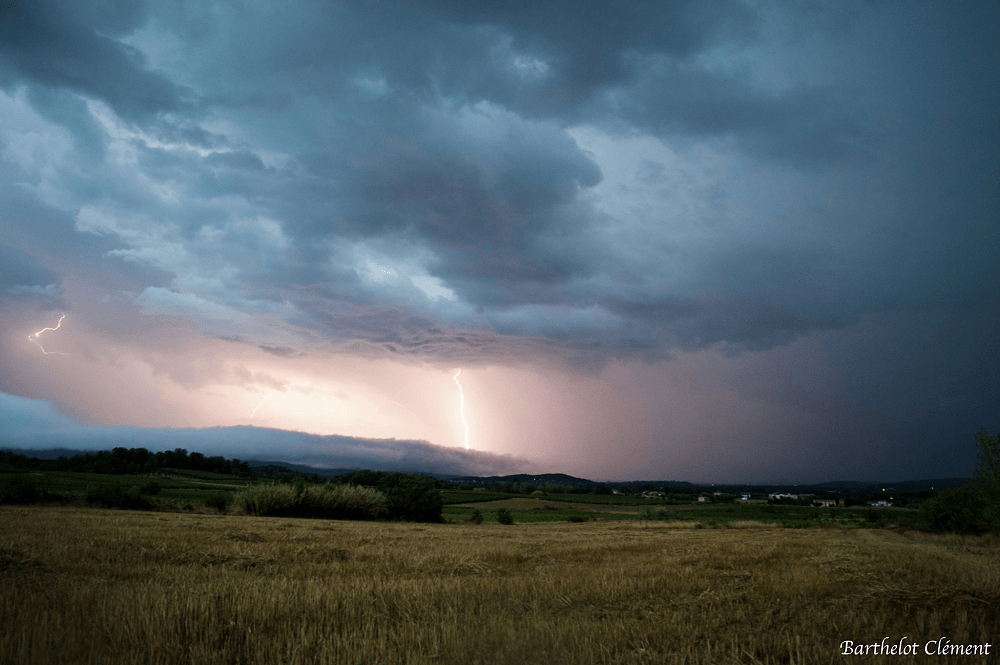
[1, 0, 997, 483]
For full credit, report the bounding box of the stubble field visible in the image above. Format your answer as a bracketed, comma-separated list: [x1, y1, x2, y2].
[2, 506, 998, 664]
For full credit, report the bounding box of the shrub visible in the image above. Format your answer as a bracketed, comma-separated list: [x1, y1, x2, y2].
[497, 508, 514, 525]
[0, 477, 67, 505]
[974, 430, 1000, 530]
[640, 507, 671, 520]
[233, 483, 388, 521]
[203, 493, 229, 512]
[469, 509, 483, 524]
[380, 475, 443, 522]
[312, 483, 388, 520]
[85, 486, 154, 511]
[0, 477, 41, 505]
[139, 481, 162, 495]
[863, 508, 884, 526]
[922, 488, 988, 534]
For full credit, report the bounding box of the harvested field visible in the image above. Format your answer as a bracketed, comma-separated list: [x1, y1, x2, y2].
[2, 506, 998, 664]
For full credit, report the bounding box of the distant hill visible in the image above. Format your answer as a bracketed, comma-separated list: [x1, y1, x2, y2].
[0, 447, 973, 492]
[445, 473, 598, 487]
[811, 478, 971, 493]
[0, 448, 95, 460]
[245, 460, 361, 478]
[245, 460, 459, 480]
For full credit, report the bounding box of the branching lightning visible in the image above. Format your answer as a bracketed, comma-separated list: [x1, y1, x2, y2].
[249, 390, 275, 420]
[453, 369, 470, 450]
[28, 314, 69, 355]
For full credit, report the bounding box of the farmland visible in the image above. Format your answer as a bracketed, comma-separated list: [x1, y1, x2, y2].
[1, 466, 933, 528]
[0, 461, 944, 529]
[3, 505, 998, 665]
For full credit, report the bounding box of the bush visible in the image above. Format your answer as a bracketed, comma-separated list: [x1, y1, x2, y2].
[863, 508, 885, 526]
[640, 507, 675, 521]
[139, 480, 162, 495]
[203, 493, 229, 512]
[974, 430, 1000, 530]
[85, 486, 154, 511]
[497, 508, 514, 525]
[0, 477, 67, 505]
[469, 509, 483, 524]
[922, 489, 988, 534]
[380, 475, 443, 522]
[233, 483, 388, 521]
[0, 477, 41, 505]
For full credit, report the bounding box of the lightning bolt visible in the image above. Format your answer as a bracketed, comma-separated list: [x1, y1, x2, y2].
[28, 314, 69, 355]
[453, 369, 470, 450]
[249, 390, 275, 420]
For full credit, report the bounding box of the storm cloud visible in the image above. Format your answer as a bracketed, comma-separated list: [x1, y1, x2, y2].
[1, 0, 997, 482]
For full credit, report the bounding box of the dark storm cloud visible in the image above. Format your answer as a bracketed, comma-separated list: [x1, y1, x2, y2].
[1, 0, 997, 365]
[1, 0, 998, 484]
[416, 0, 756, 107]
[336, 106, 603, 305]
[0, 243, 59, 293]
[0, 1, 188, 123]
[258, 345, 305, 359]
[607, 59, 868, 163]
[370, 0, 861, 160]
[23, 86, 108, 159]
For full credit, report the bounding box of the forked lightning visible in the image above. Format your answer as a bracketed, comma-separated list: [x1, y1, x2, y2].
[28, 314, 69, 355]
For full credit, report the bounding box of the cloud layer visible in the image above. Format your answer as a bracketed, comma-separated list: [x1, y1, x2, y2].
[0, 391, 522, 476]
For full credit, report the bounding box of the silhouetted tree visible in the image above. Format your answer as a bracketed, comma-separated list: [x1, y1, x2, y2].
[974, 430, 1000, 529]
[923, 488, 988, 534]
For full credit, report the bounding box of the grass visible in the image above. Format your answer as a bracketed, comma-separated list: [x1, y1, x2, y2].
[0, 469, 253, 508]
[2, 505, 998, 664]
[233, 483, 388, 520]
[444, 502, 616, 523]
[442, 495, 930, 529]
[439, 490, 511, 504]
[535, 492, 663, 505]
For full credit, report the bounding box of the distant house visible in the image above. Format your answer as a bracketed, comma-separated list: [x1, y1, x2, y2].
[740, 493, 751, 501]
[769, 493, 798, 500]
[869, 500, 893, 507]
[697, 495, 710, 503]
[813, 499, 838, 508]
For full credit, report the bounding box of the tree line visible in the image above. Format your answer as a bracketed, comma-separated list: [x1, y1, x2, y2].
[0, 447, 250, 477]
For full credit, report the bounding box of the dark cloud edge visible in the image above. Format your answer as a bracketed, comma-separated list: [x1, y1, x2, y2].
[0, 391, 526, 477]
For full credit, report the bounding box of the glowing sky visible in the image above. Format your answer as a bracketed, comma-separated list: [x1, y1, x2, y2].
[1, 1, 997, 482]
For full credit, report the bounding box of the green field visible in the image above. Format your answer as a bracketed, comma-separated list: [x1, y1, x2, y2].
[0, 469, 252, 507]
[2, 470, 929, 530]
[439, 489, 511, 504]
[441, 493, 928, 528]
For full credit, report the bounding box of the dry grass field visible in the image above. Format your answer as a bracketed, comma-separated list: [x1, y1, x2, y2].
[2, 506, 998, 665]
